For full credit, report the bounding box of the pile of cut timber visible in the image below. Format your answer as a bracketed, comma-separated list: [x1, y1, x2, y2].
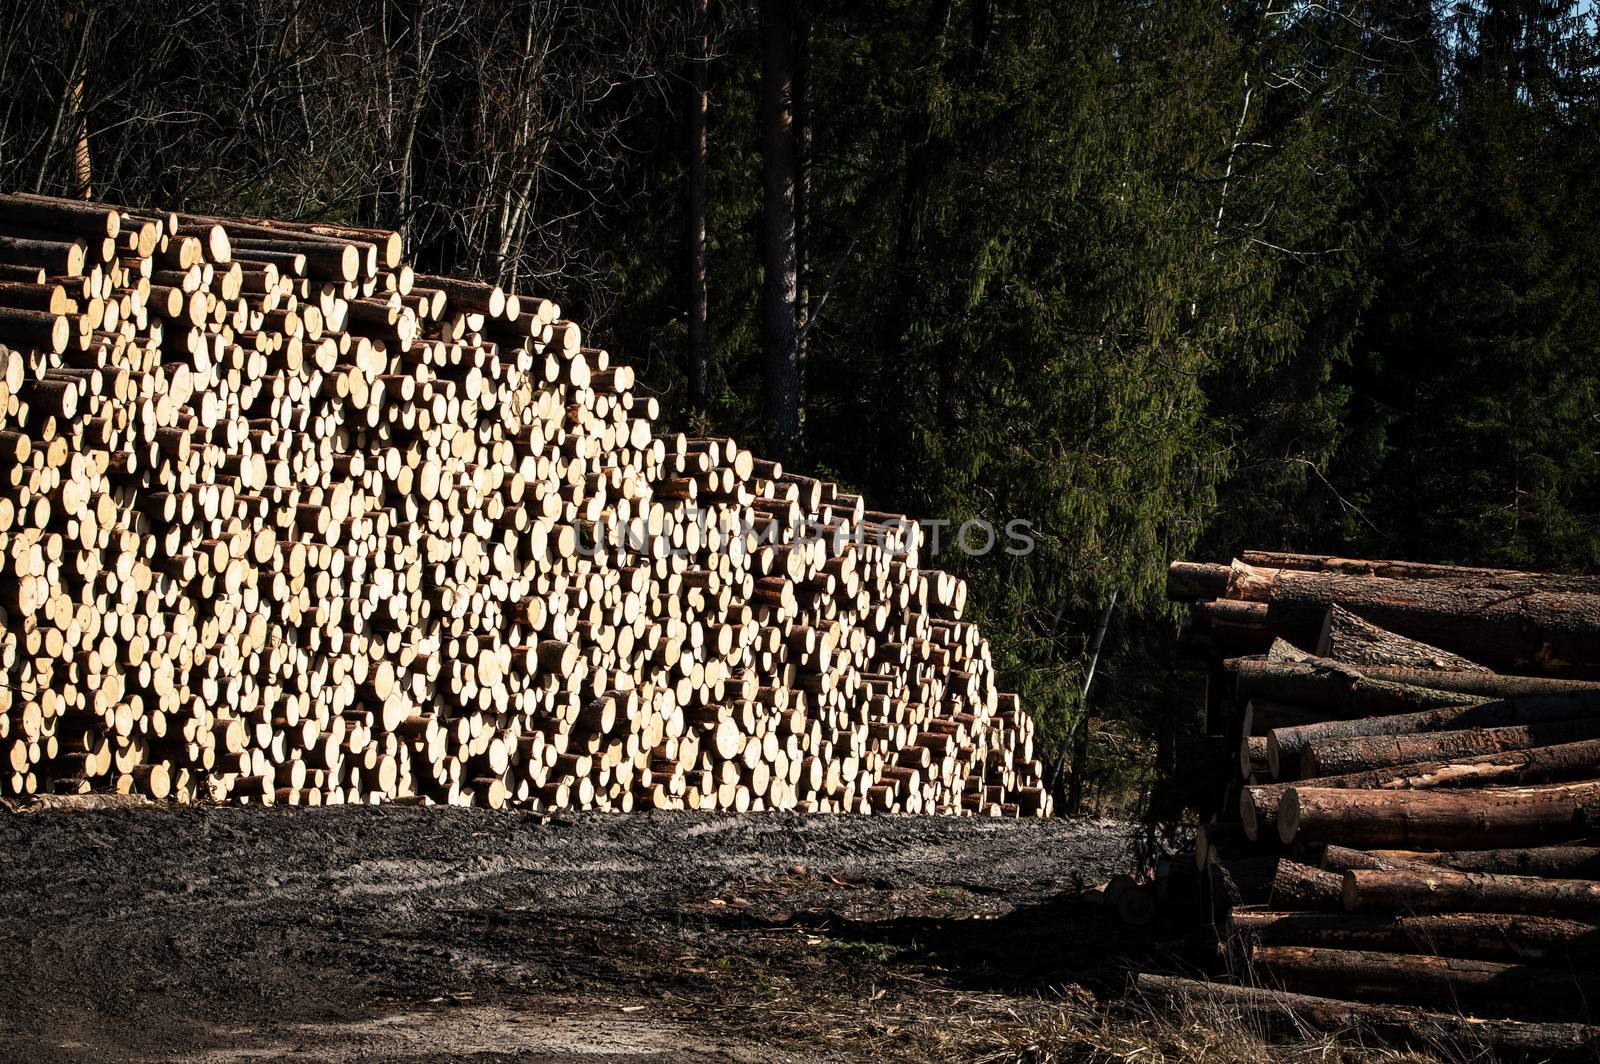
[1161, 551, 1600, 1055]
[0, 191, 1050, 815]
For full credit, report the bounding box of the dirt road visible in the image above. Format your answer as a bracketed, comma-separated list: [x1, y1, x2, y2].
[0, 807, 1150, 1062]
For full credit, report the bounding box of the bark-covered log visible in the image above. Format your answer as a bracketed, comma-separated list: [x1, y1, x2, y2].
[1229, 656, 1482, 717]
[1319, 845, 1436, 873]
[1230, 909, 1600, 968]
[1133, 972, 1600, 1059]
[1227, 562, 1600, 674]
[1239, 550, 1600, 596]
[1250, 944, 1600, 1020]
[1240, 735, 1268, 778]
[1343, 868, 1600, 919]
[1167, 560, 1231, 601]
[1351, 664, 1600, 699]
[1268, 860, 1344, 910]
[1199, 598, 1269, 628]
[1279, 782, 1600, 848]
[1359, 846, 1600, 879]
[1264, 692, 1600, 775]
[1319, 604, 1490, 672]
[1299, 718, 1600, 778]
[1241, 739, 1600, 840]
[1191, 599, 1272, 656]
[1264, 641, 1600, 697]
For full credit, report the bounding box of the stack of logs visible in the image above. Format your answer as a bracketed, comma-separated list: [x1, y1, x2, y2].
[0, 191, 1050, 816]
[1149, 551, 1600, 1057]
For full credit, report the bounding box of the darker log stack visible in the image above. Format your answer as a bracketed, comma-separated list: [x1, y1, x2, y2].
[1164, 551, 1600, 1054]
[0, 191, 1050, 816]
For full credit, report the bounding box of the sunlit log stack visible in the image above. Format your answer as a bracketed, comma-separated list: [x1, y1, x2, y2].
[1163, 551, 1600, 1051]
[0, 191, 1050, 817]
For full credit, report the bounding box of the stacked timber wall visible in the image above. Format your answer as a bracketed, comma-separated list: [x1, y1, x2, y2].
[0, 192, 1050, 815]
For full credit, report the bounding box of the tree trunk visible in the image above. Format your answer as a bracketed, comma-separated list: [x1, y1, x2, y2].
[1227, 563, 1600, 674]
[864, 0, 951, 487]
[1064, 592, 1116, 814]
[1239, 734, 1268, 778]
[1133, 972, 1600, 1058]
[1334, 845, 1600, 879]
[1191, 599, 1271, 655]
[793, 1, 810, 364]
[1229, 657, 1482, 717]
[1264, 690, 1600, 773]
[1260, 642, 1600, 698]
[1242, 738, 1600, 840]
[1343, 867, 1600, 918]
[1318, 844, 1439, 873]
[35, 5, 93, 197]
[1350, 663, 1600, 699]
[1250, 944, 1600, 1020]
[758, 0, 800, 450]
[1065, 712, 1091, 813]
[685, 0, 710, 411]
[1279, 782, 1600, 848]
[1240, 550, 1600, 595]
[69, 51, 90, 198]
[1268, 860, 1343, 910]
[1167, 560, 1230, 600]
[1299, 716, 1600, 778]
[1230, 909, 1600, 968]
[1320, 604, 1490, 671]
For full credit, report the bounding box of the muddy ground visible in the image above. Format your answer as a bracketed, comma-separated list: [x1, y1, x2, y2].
[0, 806, 1183, 1063]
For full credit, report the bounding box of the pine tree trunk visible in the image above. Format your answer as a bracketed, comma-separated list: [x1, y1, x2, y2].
[1280, 782, 1600, 848]
[1268, 860, 1344, 909]
[1299, 717, 1600, 778]
[758, 0, 800, 449]
[1264, 690, 1600, 773]
[793, 2, 810, 363]
[1355, 663, 1600, 698]
[685, 0, 710, 411]
[1242, 738, 1600, 839]
[1343, 867, 1600, 918]
[1250, 644, 1600, 700]
[1251, 944, 1600, 1019]
[1239, 550, 1600, 595]
[1229, 657, 1482, 717]
[1320, 604, 1490, 671]
[1230, 909, 1600, 968]
[69, 51, 90, 199]
[1228, 563, 1600, 673]
[1326, 845, 1600, 879]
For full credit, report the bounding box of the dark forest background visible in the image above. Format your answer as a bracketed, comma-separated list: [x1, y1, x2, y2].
[4, 0, 1598, 811]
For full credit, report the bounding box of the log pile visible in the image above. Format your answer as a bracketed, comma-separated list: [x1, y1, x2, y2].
[0, 191, 1051, 815]
[1166, 551, 1600, 1051]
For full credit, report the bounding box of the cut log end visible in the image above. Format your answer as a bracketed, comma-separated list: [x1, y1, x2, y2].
[1278, 787, 1302, 845]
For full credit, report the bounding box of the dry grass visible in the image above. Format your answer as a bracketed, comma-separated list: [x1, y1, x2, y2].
[685, 975, 1462, 1064]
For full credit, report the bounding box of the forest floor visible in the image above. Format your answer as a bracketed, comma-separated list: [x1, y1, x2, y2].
[0, 804, 1425, 1063]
